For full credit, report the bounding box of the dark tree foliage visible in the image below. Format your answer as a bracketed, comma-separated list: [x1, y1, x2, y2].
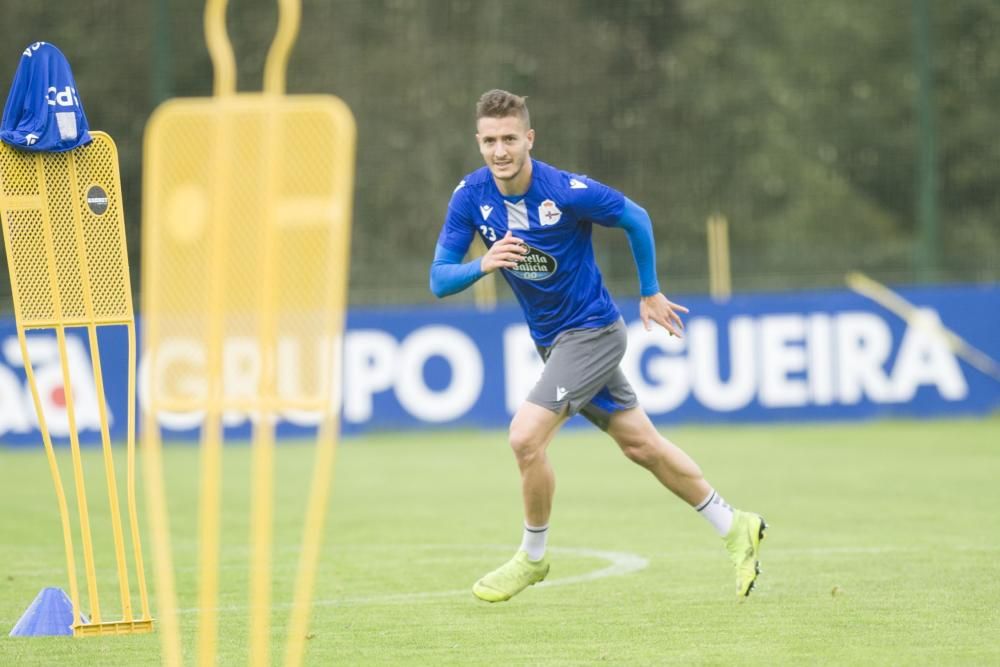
[0, 0, 996, 305]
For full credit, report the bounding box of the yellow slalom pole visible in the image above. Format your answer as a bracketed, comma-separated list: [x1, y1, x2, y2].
[141, 416, 182, 667]
[140, 196, 179, 660]
[55, 324, 102, 624]
[253, 1, 306, 654]
[196, 93, 234, 667]
[283, 412, 339, 667]
[196, 416, 223, 666]
[249, 96, 282, 667]
[196, 6, 237, 655]
[16, 332, 83, 630]
[126, 322, 151, 622]
[196, 254, 225, 666]
[248, 416, 276, 667]
[263, 0, 301, 96]
[205, 0, 236, 97]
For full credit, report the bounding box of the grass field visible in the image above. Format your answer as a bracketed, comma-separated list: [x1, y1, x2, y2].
[0, 417, 998, 665]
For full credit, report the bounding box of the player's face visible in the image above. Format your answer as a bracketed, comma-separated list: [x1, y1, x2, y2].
[476, 115, 534, 193]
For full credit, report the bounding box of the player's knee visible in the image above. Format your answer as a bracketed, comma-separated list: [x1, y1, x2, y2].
[508, 426, 545, 466]
[618, 437, 657, 468]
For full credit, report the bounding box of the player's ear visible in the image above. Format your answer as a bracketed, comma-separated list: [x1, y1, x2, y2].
[526, 128, 535, 149]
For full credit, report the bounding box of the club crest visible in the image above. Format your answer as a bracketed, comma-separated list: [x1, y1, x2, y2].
[538, 199, 562, 226]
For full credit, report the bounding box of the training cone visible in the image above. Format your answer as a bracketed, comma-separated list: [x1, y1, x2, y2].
[9, 587, 87, 637]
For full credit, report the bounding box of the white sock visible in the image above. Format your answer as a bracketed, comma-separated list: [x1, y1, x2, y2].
[519, 523, 549, 561]
[695, 489, 734, 537]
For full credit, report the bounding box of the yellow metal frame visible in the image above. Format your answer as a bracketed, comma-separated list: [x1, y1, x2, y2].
[141, 1, 355, 665]
[0, 133, 152, 637]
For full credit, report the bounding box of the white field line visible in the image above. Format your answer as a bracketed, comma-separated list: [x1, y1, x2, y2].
[5, 543, 998, 623]
[537, 546, 649, 588]
[173, 545, 649, 613]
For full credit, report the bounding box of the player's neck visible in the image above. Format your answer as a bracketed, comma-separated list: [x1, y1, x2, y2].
[494, 158, 533, 198]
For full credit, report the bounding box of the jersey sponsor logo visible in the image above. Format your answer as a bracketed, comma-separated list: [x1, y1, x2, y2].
[539, 200, 562, 226]
[479, 204, 493, 221]
[569, 178, 588, 189]
[506, 245, 557, 281]
[46, 86, 80, 109]
[556, 386, 568, 400]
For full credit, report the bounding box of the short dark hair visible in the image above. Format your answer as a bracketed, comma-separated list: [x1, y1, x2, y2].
[476, 89, 530, 128]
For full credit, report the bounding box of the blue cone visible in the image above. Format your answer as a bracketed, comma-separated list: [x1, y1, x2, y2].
[9, 587, 88, 637]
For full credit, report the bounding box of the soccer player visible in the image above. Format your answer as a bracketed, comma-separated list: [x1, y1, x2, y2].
[430, 90, 766, 602]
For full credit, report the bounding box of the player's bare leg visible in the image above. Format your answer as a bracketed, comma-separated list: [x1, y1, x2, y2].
[605, 406, 767, 598]
[605, 407, 709, 504]
[472, 401, 566, 602]
[508, 401, 568, 526]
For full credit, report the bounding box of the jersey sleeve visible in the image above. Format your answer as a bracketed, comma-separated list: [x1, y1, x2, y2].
[566, 173, 626, 227]
[436, 181, 477, 255]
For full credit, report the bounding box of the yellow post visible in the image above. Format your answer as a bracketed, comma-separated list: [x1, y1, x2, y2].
[0, 133, 153, 637]
[707, 214, 732, 302]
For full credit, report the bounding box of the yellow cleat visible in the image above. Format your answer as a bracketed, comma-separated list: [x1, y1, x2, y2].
[473, 551, 550, 603]
[724, 510, 767, 598]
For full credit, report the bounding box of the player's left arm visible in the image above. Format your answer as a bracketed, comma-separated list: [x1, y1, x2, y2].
[613, 198, 689, 338]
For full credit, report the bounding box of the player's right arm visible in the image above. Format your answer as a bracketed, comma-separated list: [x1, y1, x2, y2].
[430, 183, 526, 298]
[430, 232, 528, 298]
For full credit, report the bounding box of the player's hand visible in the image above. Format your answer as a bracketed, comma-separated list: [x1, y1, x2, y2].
[480, 230, 528, 273]
[640, 293, 689, 338]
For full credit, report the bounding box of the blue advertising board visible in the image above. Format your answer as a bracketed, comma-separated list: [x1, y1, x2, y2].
[0, 284, 997, 446]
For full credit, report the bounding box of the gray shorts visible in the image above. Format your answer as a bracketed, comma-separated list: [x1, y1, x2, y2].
[526, 318, 638, 430]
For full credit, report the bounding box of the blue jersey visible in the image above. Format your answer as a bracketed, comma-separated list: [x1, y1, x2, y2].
[437, 159, 626, 346]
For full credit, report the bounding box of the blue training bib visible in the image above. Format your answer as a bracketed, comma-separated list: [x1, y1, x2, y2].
[0, 42, 91, 153]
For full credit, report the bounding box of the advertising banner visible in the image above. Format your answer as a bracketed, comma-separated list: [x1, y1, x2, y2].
[1, 284, 997, 446]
